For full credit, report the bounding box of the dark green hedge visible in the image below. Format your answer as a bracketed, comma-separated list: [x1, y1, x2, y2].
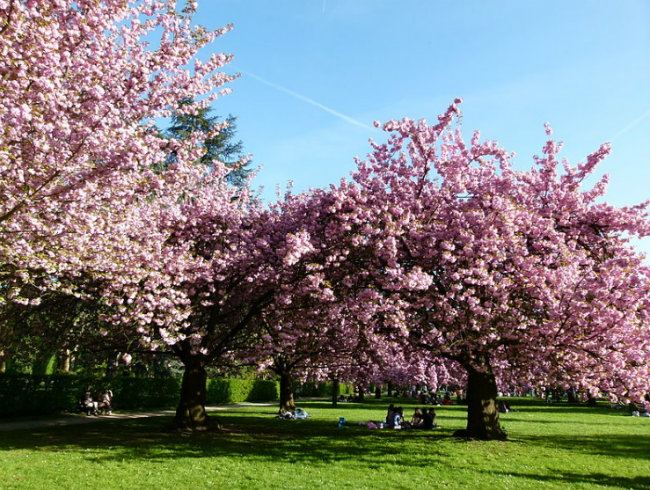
[298, 381, 354, 397]
[206, 378, 278, 404]
[0, 374, 278, 418]
[0, 374, 87, 417]
[111, 377, 182, 410]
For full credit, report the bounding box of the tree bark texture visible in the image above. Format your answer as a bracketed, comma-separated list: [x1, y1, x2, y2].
[174, 356, 210, 430]
[58, 349, 71, 373]
[279, 371, 296, 412]
[463, 363, 507, 440]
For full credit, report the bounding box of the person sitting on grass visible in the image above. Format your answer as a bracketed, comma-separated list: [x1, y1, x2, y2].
[388, 406, 403, 428]
[421, 408, 437, 429]
[293, 408, 309, 419]
[278, 408, 310, 420]
[385, 404, 395, 425]
[409, 408, 424, 428]
[278, 409, 293, 419]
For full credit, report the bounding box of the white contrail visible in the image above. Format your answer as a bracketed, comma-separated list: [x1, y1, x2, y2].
[610, 110, 650, 142]
[244, 71, 374, 130]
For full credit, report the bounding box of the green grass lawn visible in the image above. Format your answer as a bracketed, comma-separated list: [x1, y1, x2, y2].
[0, 398, 648, 490]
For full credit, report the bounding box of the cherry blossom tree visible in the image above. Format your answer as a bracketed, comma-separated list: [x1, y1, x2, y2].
[0, 0, 332, 429]
[0, 0, 235, 305]
[0, 0, 258, 427]
[322, 99, 650, 439]
[239, 186, 465, 411]
[6, 1, 648, 442]
[242, 189, 393, 411]
[106, 173, 344, 428]
[249, 298, 370, 412]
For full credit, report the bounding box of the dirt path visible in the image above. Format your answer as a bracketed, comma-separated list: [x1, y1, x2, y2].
[0, 403, 274, 432]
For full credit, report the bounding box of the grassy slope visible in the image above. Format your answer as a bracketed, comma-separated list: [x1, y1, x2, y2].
[0, 398, 648, 490]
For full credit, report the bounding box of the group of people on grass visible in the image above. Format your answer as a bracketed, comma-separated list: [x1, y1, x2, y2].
[277, 408, 310, 419]
[365, 404, 438, 430]
[416, 391, 454, 406]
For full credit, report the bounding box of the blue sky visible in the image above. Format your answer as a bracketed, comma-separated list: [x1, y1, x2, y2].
[190, 0, 649, 255]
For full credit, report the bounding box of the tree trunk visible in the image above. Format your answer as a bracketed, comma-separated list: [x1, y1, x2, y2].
[357, 385, 365, 402]
[567, 387, 579, 404]
[279, 371, 295, 412]
[331, 379, 339, 407]
[174, 356, 212, 430]
[375, 384, 382, 399]
[58, 349, 72, 373]
[387, 382, 393, 397]
[462, 363, 507, 440]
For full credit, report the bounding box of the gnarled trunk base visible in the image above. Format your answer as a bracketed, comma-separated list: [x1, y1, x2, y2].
[458, 364, 507, 440]
[174, 357, 218, 430]
[279, 372, 296, 412]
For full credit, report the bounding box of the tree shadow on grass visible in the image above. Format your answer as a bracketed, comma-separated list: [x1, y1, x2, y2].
[483, 468, 649, 490]
[1, 410, 646, 456]
[0, 414, 457, 461]
[513, 406, 636, 419]
[514, 432, 650, 461]
[1, 405, 647, 490]
[498, 414, 644, 426]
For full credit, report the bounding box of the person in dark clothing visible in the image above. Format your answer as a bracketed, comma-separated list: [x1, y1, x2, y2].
[385, 404, 395, 424]
[420, 408, 437, 429]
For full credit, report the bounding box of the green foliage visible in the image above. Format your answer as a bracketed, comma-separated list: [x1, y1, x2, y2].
[0, 291, 135, 377]
[0, 375, 278, 417]
[4, 358, 31, 375]
[31, 355, 57, 375]
[205, 378, 246, 404]
[247, 380, 279, 402]
[164, 99, 251, 187]
[206, 378, 278, 404]
[0, 374, 184, 416]
[111, 377, 182, 410]
[0, 374, 84, 416]
[298, 380, 354, 397]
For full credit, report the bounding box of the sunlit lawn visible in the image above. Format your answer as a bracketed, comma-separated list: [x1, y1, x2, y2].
[0, 398, 648, 490]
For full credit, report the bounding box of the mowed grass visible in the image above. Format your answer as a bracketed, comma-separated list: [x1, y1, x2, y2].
[0, 398, 648, 490]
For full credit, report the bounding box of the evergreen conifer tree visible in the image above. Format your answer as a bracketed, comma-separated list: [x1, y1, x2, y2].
[166, 99, 250, 187]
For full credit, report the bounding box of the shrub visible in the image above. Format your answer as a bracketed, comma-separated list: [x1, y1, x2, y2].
[297, 381, 354, 397]
[206, 378, 279, 404]
[247, 380, 278, 402]
[0, 374, 279, 417]
[0, 374, 91, 417]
